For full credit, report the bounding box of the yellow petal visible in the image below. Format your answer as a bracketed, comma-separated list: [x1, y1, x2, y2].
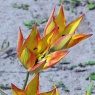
[26, 73, 39, 95]
[55, 4, 66, 33]
[61, 14, 84, 35]
[28, 60, 46, 74]
[44, 19, 57, 36]
[50, 27, 60, 45]
[43, 51, 68, 69]
[11, 84, 26, 95]
[23, 25, 41, 54]
[20, 48, 36, 69]
[53, 85, 60, 95]
[67, 34, 92, 48]
[44, 7, 55, 36]
[17, 28, 24, 57]
[50, 34, 72, 51]
[37, 31, 54, 59]
[85, 92, 89, 95]
[38, 89, 56, 95]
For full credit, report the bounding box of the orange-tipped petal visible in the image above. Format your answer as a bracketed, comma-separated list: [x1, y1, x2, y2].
[44, 19, 57, 36]
[26, 73, 39, 95]
[50, 34, 73, 51]
[23, 25, 41, 54]
[28, 60, 46, 73]
[43, 51, 68, 69]
[39, 88, 56, 95]
[44, 7, 55, 36]
[67, 34, 92, 48]
[61, 14, 84, 35]
[11, 84, 26, 95]
[50, 27, 60, 45]
[55, 4, 66, 33]
[37, 31, 54, 59]
[20, 48, 36, 69]
[17, 28, 24, 57]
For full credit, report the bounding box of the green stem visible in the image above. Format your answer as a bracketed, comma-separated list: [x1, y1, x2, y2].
[0, 89, 7, 95]
[23, 72, 29, 90]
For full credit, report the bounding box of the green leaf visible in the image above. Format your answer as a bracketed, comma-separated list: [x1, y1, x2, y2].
[69, 65, 78, 70]
[1, 39, 10, 50]
[86, 82, 93, 95]
[88, 4, 95, 10]
[63, 87, 69, 92]
[37, 19, 48, 25]
[0, 90, 7, 95]
[12, 3, 21, 9]
[23, 20, 36, 29]
[86, 73, 95, 80]
[85, 61, 95, 66]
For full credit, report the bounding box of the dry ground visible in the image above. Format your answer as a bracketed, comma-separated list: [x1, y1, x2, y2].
[0, 0, 95, 95]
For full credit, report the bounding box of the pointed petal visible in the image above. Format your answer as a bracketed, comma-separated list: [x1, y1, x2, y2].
[17, 28, 24, 57]
[44, 7, 55, 36]
[26, 73, 39, 95]
[28, 60, 46, 73]
[44, 19, 57, 36]
[39, 89, 56, 95]
[11, 84, 26, 95]
[20, 48, 36, 69]
[50, 34, 73, 51]
[61, 14, 84, 35]
[50, 27, 60, 45]
[67, 34, 92, 48]
[43, 51, 68, 69]
[37, 31, 54, 59]
[55, 4, 66, 33]
[23, 25, 41, 54]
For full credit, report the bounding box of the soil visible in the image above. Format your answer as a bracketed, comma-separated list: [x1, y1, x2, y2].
[0, 0, 95, 95]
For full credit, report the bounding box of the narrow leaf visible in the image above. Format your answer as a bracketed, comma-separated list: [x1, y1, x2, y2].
[86, 82, 93, 95]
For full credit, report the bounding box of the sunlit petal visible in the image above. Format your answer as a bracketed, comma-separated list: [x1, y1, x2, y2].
[55, 4, 66, 33]
[50, 34, 73, 51]
[17, 28, 24, 57]
[44, 7, 55, 36]
[11, 84, 26, 95]
[43, 51, 68, 69]
[61, 14, 84, 35]
[28, 60, 46, 73]
[67, 34, 92, 48]
[26, 74, 39, 95]
[20, 48, 36, 69]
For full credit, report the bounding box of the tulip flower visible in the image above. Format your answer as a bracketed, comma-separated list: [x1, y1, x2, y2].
[11, 73, 58, 95]
[43, 4, 92, 51]
[17, 4, 92, 73]
[17, 26, 68, 73]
